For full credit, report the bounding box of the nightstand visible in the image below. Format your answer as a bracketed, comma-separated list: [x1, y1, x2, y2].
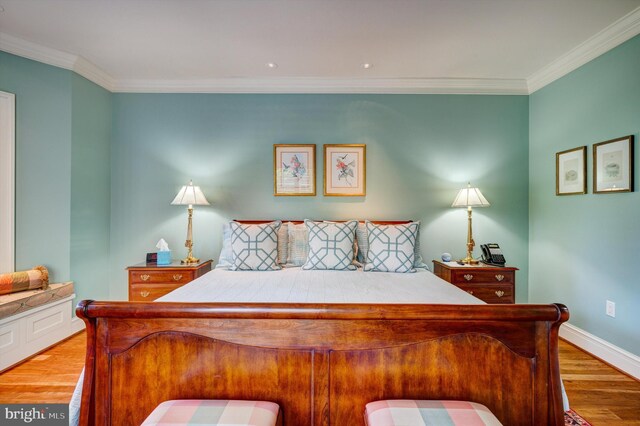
[127, 260, 212, 301]
[432, 260, 517, 304]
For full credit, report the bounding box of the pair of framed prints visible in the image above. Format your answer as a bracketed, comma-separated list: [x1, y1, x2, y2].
[273, 144, 366, 196]
[556, 135, 634, 195]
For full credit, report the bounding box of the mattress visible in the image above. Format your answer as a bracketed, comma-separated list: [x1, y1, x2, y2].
[158, 267, 481, 304]
[0, 281, 74, 319]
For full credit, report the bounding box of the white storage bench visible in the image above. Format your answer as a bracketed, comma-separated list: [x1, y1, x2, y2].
[0, 282, 82, 371]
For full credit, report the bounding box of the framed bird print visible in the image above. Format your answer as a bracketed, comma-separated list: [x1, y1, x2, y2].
[273, 144, 316, 196]
[323, 144, 366, 196]
[593, 135, 634, 194]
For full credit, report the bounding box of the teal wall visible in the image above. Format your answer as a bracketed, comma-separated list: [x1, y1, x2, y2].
[109, 94, 530, 300]
[529, 35, 640, 354]
[0, 51, 112, 304]
[0, 52, 72, 280]
[70, 74, 112, 302]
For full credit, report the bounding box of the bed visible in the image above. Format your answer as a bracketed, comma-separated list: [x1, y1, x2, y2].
[76, 220, 568, 425]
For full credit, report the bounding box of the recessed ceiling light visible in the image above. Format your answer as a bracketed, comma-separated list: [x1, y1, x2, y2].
[266, 62, 278, 69]
[362, 63, 372, 69]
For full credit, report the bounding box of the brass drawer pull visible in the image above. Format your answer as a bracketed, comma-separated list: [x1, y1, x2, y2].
[140, 274, 151, 281]
[173, 274, 183, 281]
[463, 274, 473, 281]
[495, 290, 505, 298]
[140, 291, 150, 298]
[495, 274, 505, 282]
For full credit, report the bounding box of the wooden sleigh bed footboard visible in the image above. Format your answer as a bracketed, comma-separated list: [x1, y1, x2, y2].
[76, 301, 569, 426]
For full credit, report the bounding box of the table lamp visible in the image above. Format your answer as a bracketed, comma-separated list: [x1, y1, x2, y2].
[171, 180, 210, 264]
[451, 182, 490, 264]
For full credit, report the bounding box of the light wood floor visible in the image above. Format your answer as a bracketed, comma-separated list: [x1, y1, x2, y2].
[0, 333, 638, 425]
[559, 340, 640, 425]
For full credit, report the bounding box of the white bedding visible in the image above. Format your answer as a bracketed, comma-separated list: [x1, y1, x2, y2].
[157, 267, 482, 305]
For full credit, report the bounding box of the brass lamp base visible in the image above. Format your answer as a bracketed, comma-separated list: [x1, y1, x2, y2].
[181, 255, 200, 264]
[459, 256, 479, 265]
[181, 235, 199, 264]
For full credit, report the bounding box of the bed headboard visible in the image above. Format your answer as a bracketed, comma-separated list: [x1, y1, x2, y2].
[234, 219, 413, 225]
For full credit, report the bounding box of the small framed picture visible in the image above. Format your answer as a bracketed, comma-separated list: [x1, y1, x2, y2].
[274, 144, 316, 196]
[324, 144, 366, 196]
[593, 135, 634, 194]
[556, 146, 587, 196]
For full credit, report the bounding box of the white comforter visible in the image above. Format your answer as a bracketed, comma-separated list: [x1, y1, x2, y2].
[157, 267, 481, 304]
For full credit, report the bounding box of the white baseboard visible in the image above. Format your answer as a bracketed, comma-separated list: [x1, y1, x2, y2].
[70, 316, 85, 334]
[560, 322, 640, 380]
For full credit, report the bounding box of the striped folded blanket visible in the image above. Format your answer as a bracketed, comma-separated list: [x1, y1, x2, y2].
[0, 266, 49, 295]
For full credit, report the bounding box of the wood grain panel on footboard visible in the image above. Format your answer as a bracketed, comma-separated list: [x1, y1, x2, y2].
[77, 302, 568, 426]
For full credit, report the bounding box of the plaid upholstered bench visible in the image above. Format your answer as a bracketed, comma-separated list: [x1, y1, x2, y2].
[142, 400, 281, 426]
[365, 400, 503, 426]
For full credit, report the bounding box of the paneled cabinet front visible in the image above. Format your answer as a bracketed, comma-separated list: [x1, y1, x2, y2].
[127, 260, 212, 301]
[433, 260, 517, 304]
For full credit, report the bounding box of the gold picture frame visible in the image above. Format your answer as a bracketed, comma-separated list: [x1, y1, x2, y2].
[593, 135, 634, 194]
[323, 144, 366, 196]
[556, 146, 587, 196]
[273, 144, 316, 196]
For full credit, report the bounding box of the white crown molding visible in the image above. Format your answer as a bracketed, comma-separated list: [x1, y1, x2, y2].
[113, 77, 528, 95]
[3, 4, 640, 96]
[528, 6, 640, 93]
[0, 32, 115, 91]
[0, 32, 77, 69]
[71, 56, 115, 91]
[0, 32, 526, 94]
[560, 322, 640, 380]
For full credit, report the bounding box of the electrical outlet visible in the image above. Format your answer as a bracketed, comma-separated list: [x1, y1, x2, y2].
[606, 300, 615, 318]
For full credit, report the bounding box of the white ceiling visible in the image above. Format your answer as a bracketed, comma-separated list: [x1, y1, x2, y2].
[1, 0, 640, 93]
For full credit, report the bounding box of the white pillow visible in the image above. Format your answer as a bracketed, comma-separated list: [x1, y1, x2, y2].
[230, 221, 282, 271]
[302, 220, 358, 271]
[216, 222, 234, 269]
[364, 221, 419, 273]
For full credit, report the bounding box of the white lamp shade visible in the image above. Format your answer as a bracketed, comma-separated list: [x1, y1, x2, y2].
[171, 181, 210, 206]
[451, 184, 490, 207]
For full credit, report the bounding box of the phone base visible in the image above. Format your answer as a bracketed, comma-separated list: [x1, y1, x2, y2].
[480, 260, 506, 267]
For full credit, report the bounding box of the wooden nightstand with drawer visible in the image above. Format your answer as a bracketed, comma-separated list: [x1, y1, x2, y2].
[432, 260, 517, 304]
[127, 260, 212, 301]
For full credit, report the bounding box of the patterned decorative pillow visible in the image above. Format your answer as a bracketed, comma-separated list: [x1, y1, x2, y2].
[218, 221, 288, 268]
[357, 221, 428, 269]
[287, 222, 309, 266]
[364, 221, 419, 273]
[323, 220, 360, 266]
[230, 221, 282, 271]
[302, 220, 358, 270]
